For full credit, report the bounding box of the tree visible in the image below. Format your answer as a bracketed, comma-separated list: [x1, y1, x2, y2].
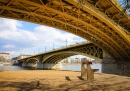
[122, 0, 130, 14]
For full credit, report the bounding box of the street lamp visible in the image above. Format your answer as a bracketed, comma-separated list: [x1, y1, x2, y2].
[53, 43, 55, 50]
[66, 39, 67, 46]
[45, 46, 46, 52]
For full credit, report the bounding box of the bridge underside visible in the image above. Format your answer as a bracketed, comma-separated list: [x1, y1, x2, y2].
[43, 52, 76, 63]
[0, 0, 130, 61]
[42, 50, 102, 64]
[26, 58, 39, 64]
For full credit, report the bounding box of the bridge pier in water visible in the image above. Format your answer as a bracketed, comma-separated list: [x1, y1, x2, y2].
[102, 52, 130, 76]
[37, 61, 43, 69]
[36, 61, 62, 69]
[21, 62, 37, 68]
[42, 62, 62, 70]
[21, 61, 62, 70]
[22, 61, 27, 67]
[26, 63, 37, 68]
[37, 62, 62, 69]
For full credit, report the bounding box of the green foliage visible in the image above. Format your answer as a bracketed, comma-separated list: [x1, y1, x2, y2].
[122, 0, 130, 12]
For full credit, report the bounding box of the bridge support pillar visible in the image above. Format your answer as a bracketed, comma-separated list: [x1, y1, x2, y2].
[37, 61, 43, 69]
[26, 63, 37, 68]
[43, 62, 62, 69]
[22, 61, 27, 67]
[102, 52, 130, 76]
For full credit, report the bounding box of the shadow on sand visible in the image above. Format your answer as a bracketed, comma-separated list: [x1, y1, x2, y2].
[0, 80, 53, 91]
[0, 78, 130, 91]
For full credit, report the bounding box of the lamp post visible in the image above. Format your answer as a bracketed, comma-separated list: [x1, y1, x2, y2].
[66, 39, 67, 46]
[53, 43, 55, 50]
[45, 46, 46, 52]
[38, 49, 40, 54]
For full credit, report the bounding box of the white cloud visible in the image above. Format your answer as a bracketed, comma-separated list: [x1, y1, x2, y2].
[0, 18, 22, 32]
[0, 18, 85, 58]
[34, 26, 80, 46]
[3, 44, 16, 49]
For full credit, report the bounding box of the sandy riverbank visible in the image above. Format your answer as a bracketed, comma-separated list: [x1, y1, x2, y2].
[0, 70, 130, 91]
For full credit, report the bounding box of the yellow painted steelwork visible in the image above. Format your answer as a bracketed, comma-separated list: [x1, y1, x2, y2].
[42, 51, 102, 63]
[0, 0, 129, 61]
[18, 42, 103, 63]
[26, 58, 39, 63]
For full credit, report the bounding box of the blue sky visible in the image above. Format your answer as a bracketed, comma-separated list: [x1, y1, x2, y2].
[0, 18, 86, 58]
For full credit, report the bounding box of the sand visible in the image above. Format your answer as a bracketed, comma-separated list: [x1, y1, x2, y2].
[0, 70, 130, 91]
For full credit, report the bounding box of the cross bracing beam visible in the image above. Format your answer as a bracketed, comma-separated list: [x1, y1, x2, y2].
[42, 51, 102, 63]
[0, 0, 130, 61]
[26, 58, 39, 63]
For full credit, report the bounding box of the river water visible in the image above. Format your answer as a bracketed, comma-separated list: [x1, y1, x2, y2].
[0, 63, 102, 73]
[62, 63, 102, 72]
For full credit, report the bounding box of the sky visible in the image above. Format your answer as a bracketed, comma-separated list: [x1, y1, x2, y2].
[0, 18, 86, 58]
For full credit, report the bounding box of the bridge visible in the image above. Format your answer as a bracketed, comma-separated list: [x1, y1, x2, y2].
[0, 0, 130, 76]
[18, 42, 103, 69]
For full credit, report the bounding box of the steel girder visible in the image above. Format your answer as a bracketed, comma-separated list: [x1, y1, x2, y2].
[0, 0, 129, 61]
[26, 58, 39, 63]
[18, 42, 103, 63]
[42, 44, 103, 63]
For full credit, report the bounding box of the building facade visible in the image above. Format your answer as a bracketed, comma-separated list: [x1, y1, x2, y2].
[0, 52, 10, 62]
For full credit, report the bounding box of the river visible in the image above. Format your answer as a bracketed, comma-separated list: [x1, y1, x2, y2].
[0, 63, 102, 73]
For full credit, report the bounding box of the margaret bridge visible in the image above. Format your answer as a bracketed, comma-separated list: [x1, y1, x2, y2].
[0, 0, 130, 76]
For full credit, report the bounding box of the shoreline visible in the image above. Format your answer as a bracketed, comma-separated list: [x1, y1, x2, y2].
[0, 70, 130, 91]
[0, 63, 102, 73]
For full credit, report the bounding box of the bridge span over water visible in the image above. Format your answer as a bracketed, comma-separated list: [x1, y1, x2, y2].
[18, 41, 130, 76]
[18, 42, 103, 64]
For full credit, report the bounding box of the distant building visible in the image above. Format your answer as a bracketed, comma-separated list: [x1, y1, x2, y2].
[11, 57, 18, 64]
[0, 52, 10, 61]
[18, 54, 32, 60]
[81, 58, 100, 64]
[81, 58, 88, 62]
[62, 58, 82, 64]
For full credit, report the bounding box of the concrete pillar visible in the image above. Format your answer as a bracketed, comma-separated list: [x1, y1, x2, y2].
[22, 61, 27, 67]
[37, 61, 43, 69]
[43, 62, 62, 69]
[102, 52, 130, 76]
[81, 61, 98, 80]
